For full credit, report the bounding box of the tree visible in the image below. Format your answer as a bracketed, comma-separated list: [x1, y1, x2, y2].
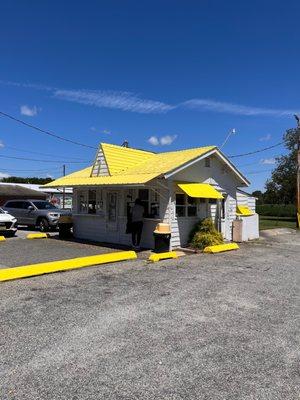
[264, 128, 298, 204]
[1, 176, 53, 185]
[251, 190, 264, 205]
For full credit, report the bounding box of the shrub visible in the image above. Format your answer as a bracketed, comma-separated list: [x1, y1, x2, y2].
[256, 204, 296, 218]
[190, 218, 223, 250]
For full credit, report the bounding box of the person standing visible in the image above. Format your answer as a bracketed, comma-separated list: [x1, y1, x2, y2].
[131, 198, 144, 250]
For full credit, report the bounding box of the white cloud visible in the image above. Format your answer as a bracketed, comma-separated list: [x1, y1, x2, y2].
[0, 140, 4, 148]
[259, 134, 272, 141]
[0, 172, 10, 178]
[90, 127, 111, 134]
[182, 99, 299, 117]
[160, 134, 177, 145]
[148, 134, 178, 146]
[20, 105, 39, 117]
[2, 80, 300, 118]
[148, 136, 159, 146]
[261, 158, 276, 165]
[54, 89, 174, 114]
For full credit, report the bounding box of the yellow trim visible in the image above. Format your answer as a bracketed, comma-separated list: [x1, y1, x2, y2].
[203, 243, 239, 253]
[0, 236, 6, 241]
[27, 233, 49, 239]
[0, 251, 137, 282]
[236, 205, 254, 216]
[297, 212, 300, 228]
[177, 183, 223, 199]
[149, 251, 178, 262]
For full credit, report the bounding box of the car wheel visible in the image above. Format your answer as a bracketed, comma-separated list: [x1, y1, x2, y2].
[39, 218, 50, 232]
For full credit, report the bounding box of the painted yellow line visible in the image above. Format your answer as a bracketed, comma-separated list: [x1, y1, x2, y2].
[0, 236, 6, 241]
[203, 243, 239, 254]
[0, 251, 137, 282]
[149, 251, 178, 262]
[27, 233, 49, 239]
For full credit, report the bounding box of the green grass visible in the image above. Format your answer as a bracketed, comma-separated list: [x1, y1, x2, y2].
[259, 215, 297, 230]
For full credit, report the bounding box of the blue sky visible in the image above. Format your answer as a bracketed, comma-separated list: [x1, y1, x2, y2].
[0, 0, 299, 191]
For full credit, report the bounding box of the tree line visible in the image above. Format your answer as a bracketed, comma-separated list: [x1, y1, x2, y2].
[252, 127, 297, 205]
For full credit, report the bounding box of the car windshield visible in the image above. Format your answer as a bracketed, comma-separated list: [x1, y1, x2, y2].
[32, 201, 58, 210]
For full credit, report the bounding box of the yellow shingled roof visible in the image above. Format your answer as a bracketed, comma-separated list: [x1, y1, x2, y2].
[45, 144, 216, 187]
[102, 143, 154, 174]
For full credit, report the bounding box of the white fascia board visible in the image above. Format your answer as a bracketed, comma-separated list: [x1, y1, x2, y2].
[164, 148, 250, 187]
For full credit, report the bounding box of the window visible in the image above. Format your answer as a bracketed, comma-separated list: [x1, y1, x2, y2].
[187, 196, 197, 216]
[32, 201, 57, 210]
[205, 157, 211, 168]
[176, 193, 198, 217]
[5, 201, 22, 208]
[138, 189, 149, 217]
[79, 192, 88, 213]
[88, 190, 96, 214]
[176, 193, 185, 217]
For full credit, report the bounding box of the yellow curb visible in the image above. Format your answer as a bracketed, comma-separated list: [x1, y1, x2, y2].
[149, 251, 178, 262]
[0, 236, 6, 241]
[0, 251, 137, 282]
[27, 233, 49, 240]
[203, 243, 239, 254]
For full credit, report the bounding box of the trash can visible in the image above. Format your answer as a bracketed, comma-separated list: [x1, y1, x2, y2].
[153, 223, 171, 253]
[58, 215, 73, 239]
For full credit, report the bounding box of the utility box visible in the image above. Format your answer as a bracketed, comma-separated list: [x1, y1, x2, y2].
[232, 219, 243, 242]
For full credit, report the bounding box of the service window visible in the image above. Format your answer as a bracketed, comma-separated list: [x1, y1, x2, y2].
[88, 190, 96, 214]
[78, 192, 88, 213]
[138, 189, 149, 217]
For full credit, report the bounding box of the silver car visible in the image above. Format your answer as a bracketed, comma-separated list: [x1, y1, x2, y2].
[3, 199, 71, 232]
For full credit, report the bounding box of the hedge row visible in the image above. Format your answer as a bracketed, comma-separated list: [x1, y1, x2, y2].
[256, 204, 296, 217]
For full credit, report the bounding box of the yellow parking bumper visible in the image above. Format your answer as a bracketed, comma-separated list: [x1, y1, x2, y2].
[0, 251, 137, 282]
[149, 251, 178, 262]
[27, 233, 49, 240]
[203, 243, 239, 253]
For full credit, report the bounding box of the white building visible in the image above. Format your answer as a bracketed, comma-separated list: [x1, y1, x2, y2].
[45, 143, 259, 249]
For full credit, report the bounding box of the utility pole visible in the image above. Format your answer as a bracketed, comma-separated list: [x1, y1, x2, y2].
[294, 115, 300, 228]
[62, 164, 66, 209]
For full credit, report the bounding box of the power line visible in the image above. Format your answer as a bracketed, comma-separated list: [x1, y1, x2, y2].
[228, 141, 284, 158]
[0, 154, 90, 163]
[2, 145, 89, 161]
[0, 167, 62, 172]
[0, 110, 98, 150]
[245, 168, 274, 175]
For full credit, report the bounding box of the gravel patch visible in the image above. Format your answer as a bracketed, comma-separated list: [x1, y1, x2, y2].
[0, 233, 300, 399]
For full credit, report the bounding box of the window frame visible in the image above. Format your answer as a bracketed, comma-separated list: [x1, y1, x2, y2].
[175, 193, 198, 218]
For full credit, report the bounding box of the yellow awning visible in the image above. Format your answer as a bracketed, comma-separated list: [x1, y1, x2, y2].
[177, 183, 223, 199]
[236, 205, 254, 216]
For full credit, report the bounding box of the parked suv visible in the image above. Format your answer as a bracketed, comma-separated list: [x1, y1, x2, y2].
[0, 207, 18, 236]
[3, 200, 71, 232]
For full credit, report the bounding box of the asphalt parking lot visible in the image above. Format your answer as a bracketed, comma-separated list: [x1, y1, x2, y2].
[1, 230, 300, 400]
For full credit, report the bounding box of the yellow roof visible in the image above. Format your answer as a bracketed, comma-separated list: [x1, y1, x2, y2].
[102, 143, 154, 174]
[236, 205, 254, 216]
[45, 143, 216, 187]
[178, 183, 223, 199]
